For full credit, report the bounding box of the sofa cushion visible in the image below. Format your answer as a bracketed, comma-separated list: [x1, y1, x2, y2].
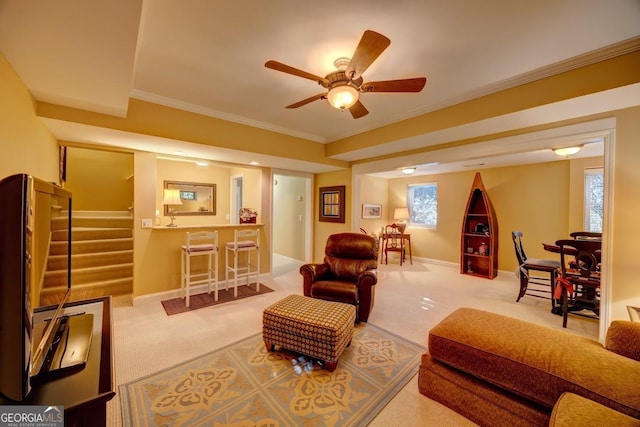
[606, 320, 640, 362]
[550, 392, 640, 427]
[428, 307, 640, 418]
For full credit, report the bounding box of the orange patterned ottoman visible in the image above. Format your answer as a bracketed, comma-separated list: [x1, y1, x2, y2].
[263, 294, 355, 371]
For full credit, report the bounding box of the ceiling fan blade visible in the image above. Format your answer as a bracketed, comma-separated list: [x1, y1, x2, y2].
[349, 100, 369, 119]
[265, 60, 328, 85]
[361, 77, 427, 93]
[345, 30, 391, 80]
[286, 93, 326, 109]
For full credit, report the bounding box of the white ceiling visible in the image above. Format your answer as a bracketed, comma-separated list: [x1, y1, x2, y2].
[1, 0, 639, 174]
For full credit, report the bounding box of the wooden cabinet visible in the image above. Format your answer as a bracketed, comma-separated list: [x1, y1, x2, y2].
[460, 173, 498, 279]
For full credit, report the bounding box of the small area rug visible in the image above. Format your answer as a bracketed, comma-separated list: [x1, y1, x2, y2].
[161, 283, 273, 315]
[120, 323, 425, 426]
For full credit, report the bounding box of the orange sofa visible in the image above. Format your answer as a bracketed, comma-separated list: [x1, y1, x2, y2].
[418, 307, 640, 426]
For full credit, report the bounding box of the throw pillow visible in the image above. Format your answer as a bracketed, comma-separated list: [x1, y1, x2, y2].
[606, 320, 640, 361]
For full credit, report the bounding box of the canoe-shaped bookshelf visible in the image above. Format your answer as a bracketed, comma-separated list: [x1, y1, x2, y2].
[460, 172, 498, 279]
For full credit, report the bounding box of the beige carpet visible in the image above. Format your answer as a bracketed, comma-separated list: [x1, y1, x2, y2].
[119, 323, 424, 426]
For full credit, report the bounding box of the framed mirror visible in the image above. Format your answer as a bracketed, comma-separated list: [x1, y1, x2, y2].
[163, 181, 216, 216]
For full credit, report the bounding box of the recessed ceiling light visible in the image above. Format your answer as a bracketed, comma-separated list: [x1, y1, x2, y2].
[195, 161, 208, 167]
[174, 150, 186, 156]
[250, 161, 260, 166]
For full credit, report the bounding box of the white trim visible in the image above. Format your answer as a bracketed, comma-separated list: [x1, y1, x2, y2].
[599, 128, 616, 343]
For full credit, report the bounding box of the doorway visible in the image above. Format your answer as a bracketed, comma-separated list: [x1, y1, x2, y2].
[272, 172, 312, 276]
[230, 174, 243, 224]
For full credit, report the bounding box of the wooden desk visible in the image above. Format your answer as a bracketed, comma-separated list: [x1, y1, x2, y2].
[380, 233, 413, 265]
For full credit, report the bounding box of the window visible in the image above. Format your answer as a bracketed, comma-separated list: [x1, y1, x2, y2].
[583, 167, 603, 232]
[407, 183, 437, 229]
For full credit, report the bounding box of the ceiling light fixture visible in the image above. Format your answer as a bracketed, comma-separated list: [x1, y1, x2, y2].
[552, 146, 582, 157]
[195, 161, 208, 167]
[327, 85, 359, 110]
[401, 167, 416, 175]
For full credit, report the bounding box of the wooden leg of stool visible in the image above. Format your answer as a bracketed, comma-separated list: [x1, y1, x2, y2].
[264, 341, 275, 352]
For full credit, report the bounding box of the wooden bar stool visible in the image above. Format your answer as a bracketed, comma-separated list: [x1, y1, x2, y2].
[180, 231, 219, 307]
[225, 229, 260, 297]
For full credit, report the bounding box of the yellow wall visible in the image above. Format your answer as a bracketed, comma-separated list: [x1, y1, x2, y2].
[312, 169, 352, 261]
[610, 106, 640, 321]
[157, 159, 231, 226]
[0, 53, 58, 182]
[230, 166, 263, 220]
[65, 146, 134, 210]
[132, 156, 270, 297]
[358, 174, 389, 236]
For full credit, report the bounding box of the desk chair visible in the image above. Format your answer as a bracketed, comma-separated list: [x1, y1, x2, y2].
[181, 231, 219, 307]
[512, 231, 561, 312]
[225, 229, 260, 297]
[383, 224, 405, 265]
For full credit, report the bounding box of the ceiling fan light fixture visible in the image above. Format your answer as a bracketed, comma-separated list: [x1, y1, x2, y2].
[327, 85, 359, 110]
[552, 145, 582, 157]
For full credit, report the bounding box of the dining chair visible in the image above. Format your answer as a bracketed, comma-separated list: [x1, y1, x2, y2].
[555, 238, 601, 328]
[383, 224, 405, 265]
[511, 231, 562, 313]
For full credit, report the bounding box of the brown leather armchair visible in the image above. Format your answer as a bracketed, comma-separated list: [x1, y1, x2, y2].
[300, 233, 378, 323]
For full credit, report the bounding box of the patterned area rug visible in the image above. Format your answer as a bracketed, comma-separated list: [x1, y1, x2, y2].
[120, 323, 425, 426]
[161, 283, 273, 315]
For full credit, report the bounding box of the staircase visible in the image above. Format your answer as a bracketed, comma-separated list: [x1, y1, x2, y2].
[42, 211, 133, 303]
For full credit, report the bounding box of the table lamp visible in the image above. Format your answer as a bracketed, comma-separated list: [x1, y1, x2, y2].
[394, 207, 409, 233]
[162, 188, 183, 227]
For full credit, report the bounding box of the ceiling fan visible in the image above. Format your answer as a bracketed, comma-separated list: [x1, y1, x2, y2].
[265, 30, 427, 119]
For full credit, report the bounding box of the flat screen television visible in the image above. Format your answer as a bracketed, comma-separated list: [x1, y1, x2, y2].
[0, 174, 92, 401]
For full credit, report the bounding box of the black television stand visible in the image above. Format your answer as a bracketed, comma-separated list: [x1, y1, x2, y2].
[1, 297, 115, 427]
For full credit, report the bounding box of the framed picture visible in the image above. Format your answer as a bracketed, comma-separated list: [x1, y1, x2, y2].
[362, 203, 382, 219]
[319, 185, 345, 223]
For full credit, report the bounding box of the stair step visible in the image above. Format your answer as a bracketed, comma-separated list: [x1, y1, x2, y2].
[44, 263, 133, 287]
[39, 277, 133, 306]
[72, 216, 133, 229]
[47, 250, 133, 270]
[51, 238, 133, 255]
[45, 210, 134, 300]
[53, 228, 132, 241]
[70, 210, 132, 218]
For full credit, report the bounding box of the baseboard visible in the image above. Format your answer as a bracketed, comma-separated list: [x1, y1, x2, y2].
[132, 273, 271, 306]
